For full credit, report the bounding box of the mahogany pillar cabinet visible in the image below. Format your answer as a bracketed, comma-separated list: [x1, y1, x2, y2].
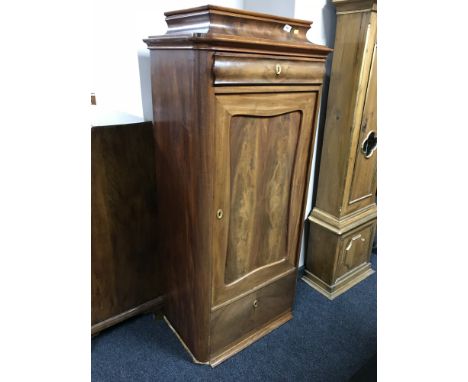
[302, 0, 377, 299]
[144, 5, 331, 366]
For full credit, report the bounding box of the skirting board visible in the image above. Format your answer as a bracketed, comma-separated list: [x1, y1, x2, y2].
[165, 311, 292, 367]
[302, 263, 374, 300]
[92, 295, 165, 336]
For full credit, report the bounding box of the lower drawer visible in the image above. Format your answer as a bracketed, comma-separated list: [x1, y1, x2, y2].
[210, 272, 296, 356]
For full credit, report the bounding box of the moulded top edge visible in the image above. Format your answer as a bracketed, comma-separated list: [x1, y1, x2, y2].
[143, 33, 333, 57]
[163, 4, 313, 26]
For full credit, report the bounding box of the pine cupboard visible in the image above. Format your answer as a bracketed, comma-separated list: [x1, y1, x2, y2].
[144, 5, 331, 366]
[302, 0, 377, 299]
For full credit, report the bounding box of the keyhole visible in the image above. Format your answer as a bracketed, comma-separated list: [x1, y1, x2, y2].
[361, 131, 377, 158]
[275, 64, 282, 75]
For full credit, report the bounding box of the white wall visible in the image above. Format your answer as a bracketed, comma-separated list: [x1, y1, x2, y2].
[91, 0, 242, 126]
[243, 0, 294, 18]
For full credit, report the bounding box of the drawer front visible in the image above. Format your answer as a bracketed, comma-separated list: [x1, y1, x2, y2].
[213, 55, 325, 86]
[335, 221, 376, 280]
[210, 273, 295, 356]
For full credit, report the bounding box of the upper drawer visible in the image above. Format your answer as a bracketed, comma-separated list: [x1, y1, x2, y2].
[213, 54, 325, 86]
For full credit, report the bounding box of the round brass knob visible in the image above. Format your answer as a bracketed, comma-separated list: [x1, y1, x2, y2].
[253, 299, 258, 309]
[216, 209, 223, 220]
[275, 63, 282, 76]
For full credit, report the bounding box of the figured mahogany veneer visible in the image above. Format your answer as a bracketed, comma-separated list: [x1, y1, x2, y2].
[91, 122, 164, 335]
[144, 5, 331, 366]
[213, 54, 325, 85]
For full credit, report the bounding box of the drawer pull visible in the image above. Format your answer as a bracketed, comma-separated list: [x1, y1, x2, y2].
[253, 299, 258, 309]
[216, 209, 224, 220]
[275, 63, 282, 76]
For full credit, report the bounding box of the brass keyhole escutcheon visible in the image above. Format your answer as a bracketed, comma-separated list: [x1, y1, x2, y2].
[275, 63, 282, 76]
[253, 299, 258, 309]
[216, 209, 223, 220]
[361, 130, 377, 158]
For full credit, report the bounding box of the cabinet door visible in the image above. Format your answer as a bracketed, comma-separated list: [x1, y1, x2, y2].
[343, 45, 377, 214]
[212, 92, 318, 307]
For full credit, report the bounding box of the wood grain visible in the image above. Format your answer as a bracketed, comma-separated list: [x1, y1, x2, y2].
[91, 122, 163, 333]
[145, 5, 330, 365]
[347, 45, 377, 209]
[149, 49, 215, 363]
[144, 4, 332, 58]
[210, 273, 295, 357]
[213, 55, 325, 85]
[210, 311, 292, 367]
[335, 221, 375, 279]
[225, 112, 300, 283]
[314, 8, 376, 217]
[212, 92, 318, 307]
[303, 0, 377, 299]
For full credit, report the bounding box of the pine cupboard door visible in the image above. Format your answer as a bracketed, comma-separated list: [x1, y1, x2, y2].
[212, 91, 318, 307]
[342, 44, 377, 215]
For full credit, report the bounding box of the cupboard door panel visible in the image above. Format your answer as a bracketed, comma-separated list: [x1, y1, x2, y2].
[212, 92, 318, 307]
[335, 221, 375, 280]
[345, 45, 377, 214]
[225, 112, 301, 284]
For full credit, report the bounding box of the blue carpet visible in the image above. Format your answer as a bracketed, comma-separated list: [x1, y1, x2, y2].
[92, 255, 376, 381]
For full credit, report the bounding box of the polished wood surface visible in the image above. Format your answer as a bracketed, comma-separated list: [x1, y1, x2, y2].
[145, 5, 330, 365]
[91, 122, 163, 334]
[225, 111, 301, 283]
[302, 0, 377, 299]
[149, 49, 215, 361]
[212, 91, 318, 308]
[210, 273, 295, 357]
[144, 5, 332, 58]
[213, 54, 325, 85]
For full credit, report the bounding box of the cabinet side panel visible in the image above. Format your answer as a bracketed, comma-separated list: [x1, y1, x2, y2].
[314, 11, 372, 217]
[91, 122, 162, 327]
[305, 224, 340, 285]
[150, 50, 213, 362]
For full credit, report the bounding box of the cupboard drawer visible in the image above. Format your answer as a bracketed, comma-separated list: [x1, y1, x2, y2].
[213, 55, 325, 86]
[210, 272, 295, 355]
